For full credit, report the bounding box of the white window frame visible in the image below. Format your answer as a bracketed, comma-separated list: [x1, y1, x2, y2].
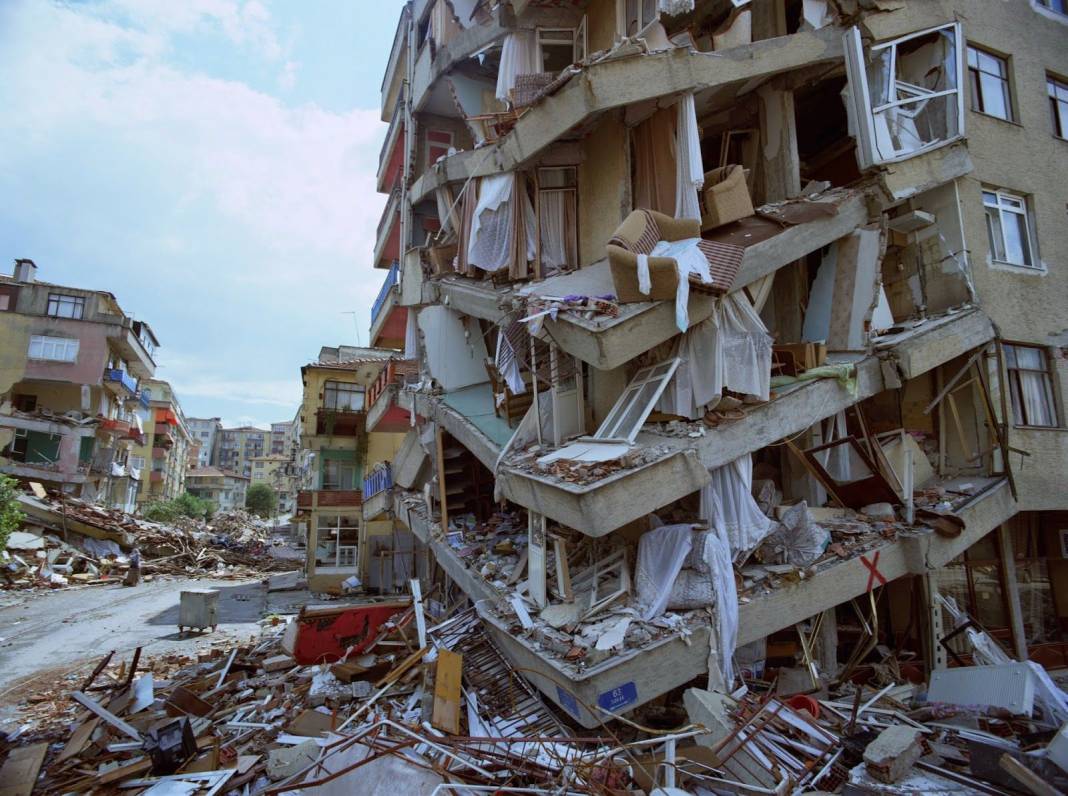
[843, 23, 965, 170]
[1004, 343, 1059, 428]
[28, 334, 80, 362]
[983, 188, 1035, 268]
[1036, 0, 1067, 15]
[47, 293, 85, 319]
[967, 45, 1012, 121]
[1048, 75, 1068, 139]
[594, 358, 680, 443]
[616, 0, 658, 40]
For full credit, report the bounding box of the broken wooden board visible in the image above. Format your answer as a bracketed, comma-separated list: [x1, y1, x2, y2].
[431, 649, 463, 735]
[0, 742, 47, 796]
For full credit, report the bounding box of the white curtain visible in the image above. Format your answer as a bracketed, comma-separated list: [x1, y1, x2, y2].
[635, 523, 695, 620]
[1015, 347, 1056, 426]
[658, 292, 773, 419]
[496, 30, 539, 103]
[675, 92, 704, 220]
[468, 174, 515, 272]
[699, 453, 775, 558]
[539, 191, 568, 275]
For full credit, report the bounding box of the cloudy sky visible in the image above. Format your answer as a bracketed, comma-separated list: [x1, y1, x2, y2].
[0, 0, 403, 428]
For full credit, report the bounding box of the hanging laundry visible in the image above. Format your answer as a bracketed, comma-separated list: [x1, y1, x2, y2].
[494, 326, 526, 395]
[496, 31, 540, 103]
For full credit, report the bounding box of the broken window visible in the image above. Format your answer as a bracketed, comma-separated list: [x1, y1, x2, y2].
[1005, 343, 1058, 428]
[537, 28, 583, 74]
[967, 46, 1012, 121]
[983, 188, 1034, 267]
[618, 0, 658, 38]
[1048, 75, 1068, 139]
[594, 358, 680, 443]
[844, 23, 965, 169]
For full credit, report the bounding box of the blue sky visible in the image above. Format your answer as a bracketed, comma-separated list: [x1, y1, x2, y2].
[0, 0, 405, 428]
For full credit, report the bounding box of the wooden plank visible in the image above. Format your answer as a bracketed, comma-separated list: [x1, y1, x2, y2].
[374, 646, 428, 689]
[71, 690, 142, 741]
[56, 716, 101, 763]
[431, 649, 463, 735]
[998, 754, 1060, 796]
[0, 742, 47, 796]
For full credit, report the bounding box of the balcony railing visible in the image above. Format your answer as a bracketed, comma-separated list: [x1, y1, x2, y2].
[154, 424, 174, 447]
[370, 262, 399, 327]
[363, 464, 393, 499]
[367, 358, 419, 409]
[104, 368, 138, 396]
[137, 390, 151, 409]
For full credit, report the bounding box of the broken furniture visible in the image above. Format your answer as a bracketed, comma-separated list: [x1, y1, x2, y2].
[485, 359, 535, 427]
[280, 600, 411, 665]
[142, 718, 197, 775]
[606, 209, 738, 305]
[700, 164, 754, 230]
[178, 589, 219, 634]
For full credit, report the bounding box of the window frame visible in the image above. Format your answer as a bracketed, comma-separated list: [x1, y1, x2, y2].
[425, 128, 454, 168]
[983, 188, 1036, 268]
[323, 380, 365, 412]
[617, 0, 658, 40]
[843, 22, 966, 169]
[1004, 343, 1059, 428]
[27, 334, 80, 363]
[1036, 0, 1067, 15]
[966, 45, 1013, 121]
[1048, 75, 1068, 139]
[594, 358, 681, 443]
[46, 293, 86, 319]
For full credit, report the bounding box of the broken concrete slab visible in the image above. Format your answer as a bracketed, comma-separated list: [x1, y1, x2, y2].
[267, 739, 320, 781]
[864, 725, 923, 783]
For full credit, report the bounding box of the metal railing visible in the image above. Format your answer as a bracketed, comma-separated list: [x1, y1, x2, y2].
[363, 463, 393, 499]
[370, 261, 399, 326]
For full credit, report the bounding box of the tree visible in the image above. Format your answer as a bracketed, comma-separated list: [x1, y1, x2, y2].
[245, 484, 277, 518]
[0, 475, 24, 551]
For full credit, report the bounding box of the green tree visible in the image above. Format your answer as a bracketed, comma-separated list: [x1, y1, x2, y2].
[0, 475, 24, 551]
[245, 484, 277, 518]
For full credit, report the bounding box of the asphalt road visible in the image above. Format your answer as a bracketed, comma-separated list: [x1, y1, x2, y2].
[0, 576, 268, 701]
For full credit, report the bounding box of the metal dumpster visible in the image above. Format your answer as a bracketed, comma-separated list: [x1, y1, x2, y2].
[179, 589, 219, 633]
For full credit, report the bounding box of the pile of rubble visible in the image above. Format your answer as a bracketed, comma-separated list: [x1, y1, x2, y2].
[4, 591, 1068, 794]
[2, 493, 296, 592]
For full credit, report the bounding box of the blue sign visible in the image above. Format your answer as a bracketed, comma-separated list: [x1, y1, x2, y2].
[556, 686, 580, 717]
[597, 681, 638, 713]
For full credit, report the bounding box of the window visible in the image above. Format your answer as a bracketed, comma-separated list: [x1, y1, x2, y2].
[201, 431, 209, 438]
[618, 0, 657, 38]
[537, 28, 584, 73]
[967, 46, 1012, 121]
[130, 455, 145, 470]
[1005, 343, 1058, 427]
[255, 461, 264, 469]
[425, 129, 454, 167]
[983, 189, 1035, 267]
[594, 358, 681, 442]
[322, 459, 357, 490]
[1048, 76, 1068, 138]
[537, 167, 579, 276]
[47, 293, 85, 319]
[28, 335, 79, 362]
[323, 381, 364, 411]
[1036, 0, 1066, 14]
[843, 23, 965, 169]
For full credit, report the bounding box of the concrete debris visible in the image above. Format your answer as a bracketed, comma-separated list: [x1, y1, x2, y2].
[863, 725, 923, 783]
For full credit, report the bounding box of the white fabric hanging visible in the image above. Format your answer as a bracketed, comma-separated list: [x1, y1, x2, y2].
[674, 92, 704, 221]
[494, 328, 526, 394]
[699, 525, 738, 686]
[646, 237, 710, 331]
[657, 292, 773, 418]
[700, 453, 775, 558]
[538, 191, 568, 274]
[496, 30, 540, 103]
[468, 174, 515, 272]
[659, 0, 696, 15]
[635, 523, 694, 620]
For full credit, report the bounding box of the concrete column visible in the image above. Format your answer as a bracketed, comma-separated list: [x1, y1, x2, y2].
[998, 524, 1029, 661]
[757, 84, 801, 204]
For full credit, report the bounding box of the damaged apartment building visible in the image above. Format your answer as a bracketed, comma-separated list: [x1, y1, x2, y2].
[363, 0, 1068, 729]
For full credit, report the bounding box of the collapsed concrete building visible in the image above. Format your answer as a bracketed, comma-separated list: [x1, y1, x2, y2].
[365, 0, 1068, 728]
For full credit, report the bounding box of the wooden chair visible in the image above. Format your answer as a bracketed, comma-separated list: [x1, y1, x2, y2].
[485, 360, 536, 427]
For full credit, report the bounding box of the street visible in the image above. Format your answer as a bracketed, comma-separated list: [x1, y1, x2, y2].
[0, 574, 309, 725]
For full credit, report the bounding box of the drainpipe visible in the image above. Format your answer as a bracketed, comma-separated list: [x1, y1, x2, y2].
[399, 2, 416, 326]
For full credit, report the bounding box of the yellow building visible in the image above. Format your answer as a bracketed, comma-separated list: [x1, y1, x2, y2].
[296, 346, 407, 593]
[128, 379, 194, 506]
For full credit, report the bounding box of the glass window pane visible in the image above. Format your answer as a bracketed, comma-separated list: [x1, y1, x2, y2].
[985, 205, 1006, 261]
[982, 190, 998, 206]
[978, 50, 1005, 77]
[967, 47, 978, 69]
[1002, 210, 1031, 266]
[978, 71, 1010, 118]
[1015, 346, 1045, 370]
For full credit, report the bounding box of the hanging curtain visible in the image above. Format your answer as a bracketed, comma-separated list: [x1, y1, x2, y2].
[631, 107, 677, 215]
[468, 174, 515, 272]
[700, 453, 775, 559]
[496, 30, 540, 103]
[675, 91, 704, 220]
[456, 177, 479, 276]
[1014, 347, 1056, 426]
[538, 191, 568, 275]
[510, 172, 537, 280]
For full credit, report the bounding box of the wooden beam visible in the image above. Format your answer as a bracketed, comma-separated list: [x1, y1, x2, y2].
[431, 649, 463, 735]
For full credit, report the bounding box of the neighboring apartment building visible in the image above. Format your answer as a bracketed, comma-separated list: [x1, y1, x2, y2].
[249, 453, 290, 512]
[295, 346, 407, 593]
[270, 421, 293, 456]
[368, 0, 1068, 727]
[130, 379, 194, 505]
[187, 417, 222, 467]
[0, 259, 159, 512]
[185, 466, 250, 513]
[217, 425, 269, 477]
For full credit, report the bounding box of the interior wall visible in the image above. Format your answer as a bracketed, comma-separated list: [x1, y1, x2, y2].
[578, 113, 628, 266]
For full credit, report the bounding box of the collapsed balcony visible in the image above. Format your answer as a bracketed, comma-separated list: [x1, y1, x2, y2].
[366, 358, 420, 433]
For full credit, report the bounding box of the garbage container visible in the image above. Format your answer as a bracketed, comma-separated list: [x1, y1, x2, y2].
[179, 589, 219, 633]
